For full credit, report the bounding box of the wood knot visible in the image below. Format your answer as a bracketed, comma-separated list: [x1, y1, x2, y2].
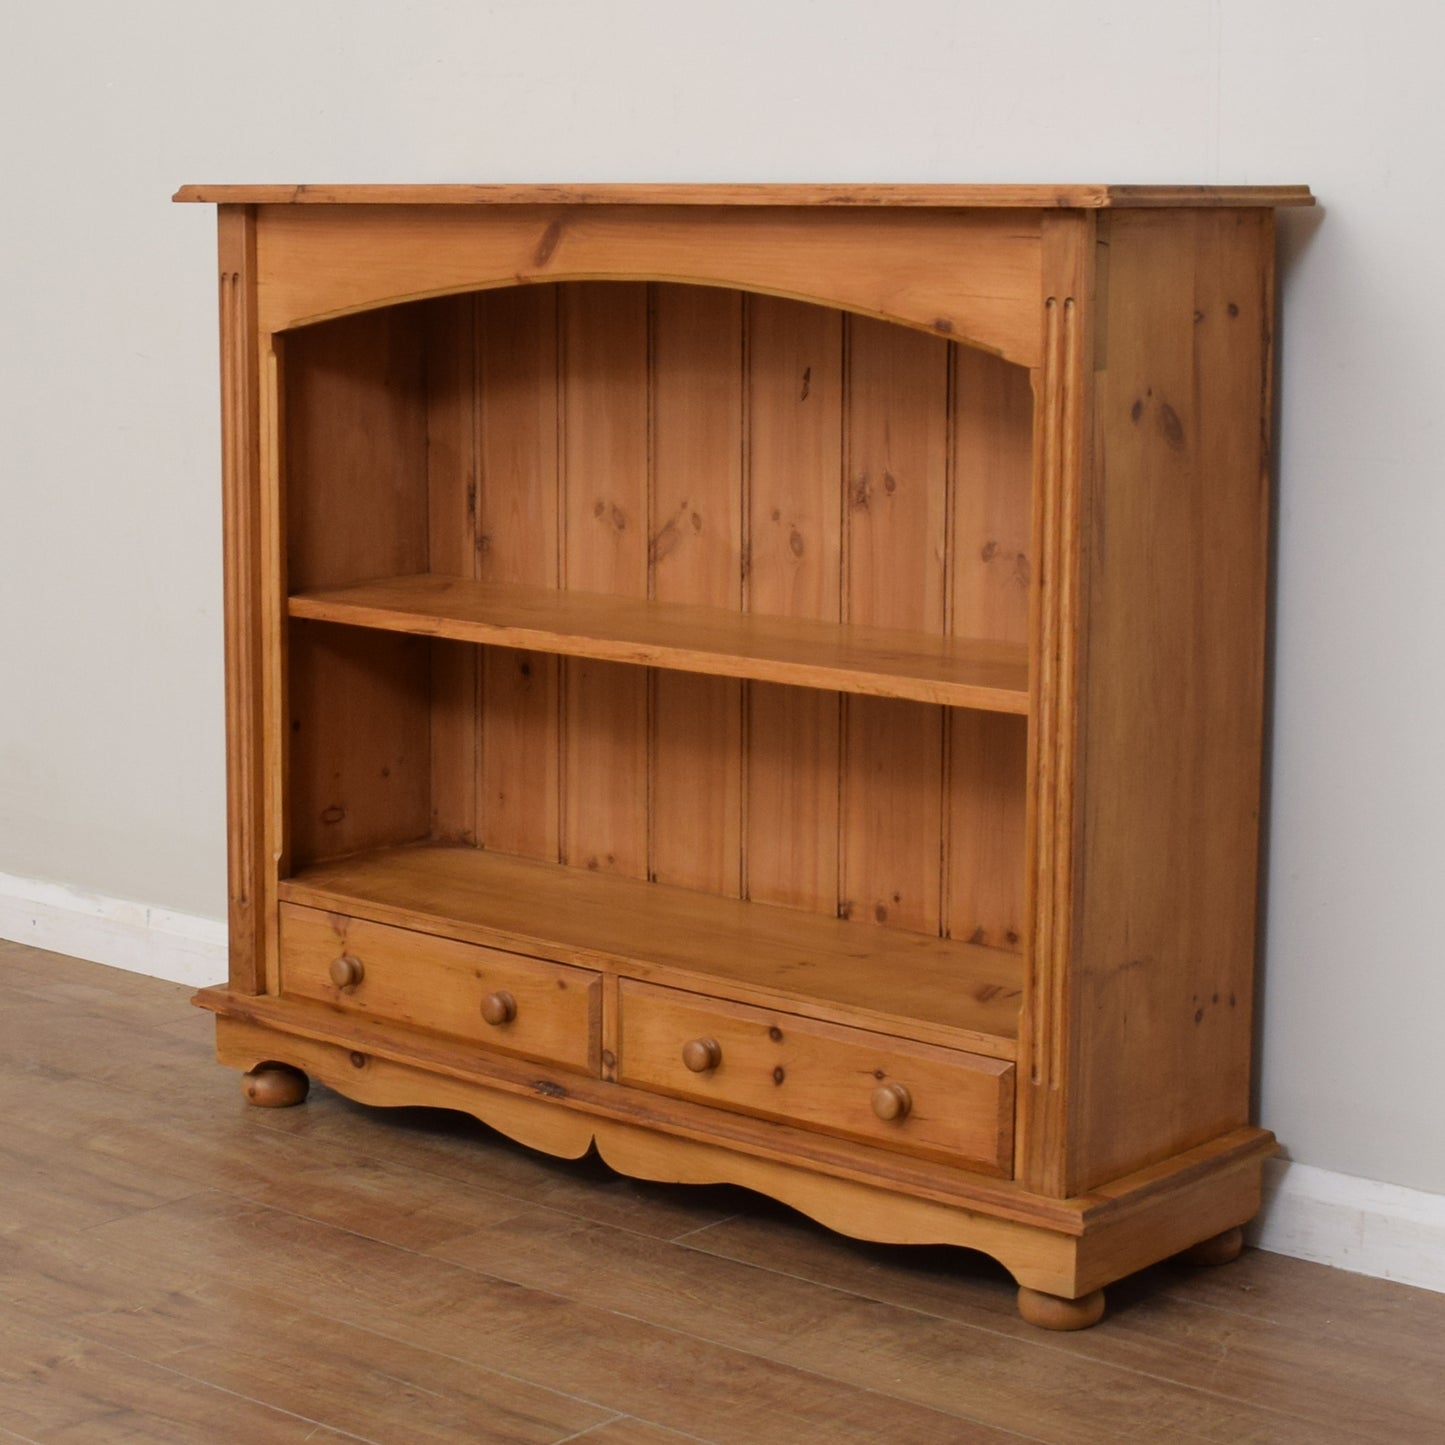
[533, 218, 564, 267]
[650, 517, 682, 565]
[1158, 402, 1186, 451]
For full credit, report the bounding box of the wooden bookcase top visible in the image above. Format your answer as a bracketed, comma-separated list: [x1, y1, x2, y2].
[173, 182, 1315, 209]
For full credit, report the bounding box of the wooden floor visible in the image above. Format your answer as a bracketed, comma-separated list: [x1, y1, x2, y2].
[2, 941, 1442, 1445]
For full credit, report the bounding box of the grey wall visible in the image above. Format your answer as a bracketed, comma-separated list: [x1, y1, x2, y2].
[1, 2, 1440, 1194]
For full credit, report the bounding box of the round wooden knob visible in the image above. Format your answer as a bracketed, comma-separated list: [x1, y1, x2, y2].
[871, 1082, 911, 1122]
[682, 1037, 722, 1073]
[480, 990, 517, 1026]
[328, 954, 364, 989]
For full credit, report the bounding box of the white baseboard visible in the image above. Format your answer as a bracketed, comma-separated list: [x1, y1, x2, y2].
[0, 869, 227, 989]
[2, 868, 1441, 1293]
[1249, 1156, 1445, 1294]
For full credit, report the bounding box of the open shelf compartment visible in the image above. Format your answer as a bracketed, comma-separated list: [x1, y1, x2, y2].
[283, 280, 1035, 962]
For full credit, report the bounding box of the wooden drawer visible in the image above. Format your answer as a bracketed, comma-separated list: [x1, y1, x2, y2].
[279, 904, 601, 1073]
[618, 981, 1014, 1174]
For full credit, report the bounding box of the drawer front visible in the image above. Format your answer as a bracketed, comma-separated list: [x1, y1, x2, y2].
[618, 981, 1014, 1174]
[279, 904, 601, 1073]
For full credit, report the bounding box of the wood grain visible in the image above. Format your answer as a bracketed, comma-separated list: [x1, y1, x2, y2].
[287, 575, 1030, 711]
[1066, 208, 1276, 1192]
[247, 205, 1046, 365]
[202, 1011, 1274, 1284]
[283, 305, 428, 590]
[561, 284, 650, 879]
[420, 295, 478, 845]
[617, 980, 1014, 1172]
[286, 623, 431, 865]
[279, 903, 602, 1073]
[202, 1010, 1065, 1233]
[13, 946, 1440, 1445]
[944, 346, 1032, 951]
[175, 181, 1317, 208]
[276, 842, 1022, 1053]
[216, 206, 265, 993]
[280, 303, 434, 870]
[1016, 209, 1095, 1197]
[841, 316, 950, 935]
[475, 284, 562, 860]
[947, 711, 1028, 951]
[648, 284, 744, 894]
[950, 345, 1034, 647]
[190, 190, 1306, 1336]
[744, 295, 845, 914]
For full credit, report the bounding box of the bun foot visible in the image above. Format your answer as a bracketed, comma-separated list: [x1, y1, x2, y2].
[241, 1062, 309, 1108]
[1017, 1286, 1106, 1330]
[1178, 1224, 1245, 1267]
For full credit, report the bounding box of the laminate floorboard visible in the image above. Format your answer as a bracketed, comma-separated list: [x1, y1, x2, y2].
[1, 940, 1442, 1444]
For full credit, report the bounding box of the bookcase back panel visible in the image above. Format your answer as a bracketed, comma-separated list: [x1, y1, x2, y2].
[282, 282, 1031, 947]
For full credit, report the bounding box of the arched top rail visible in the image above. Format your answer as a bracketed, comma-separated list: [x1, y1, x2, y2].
[252, 204, 1046, 366]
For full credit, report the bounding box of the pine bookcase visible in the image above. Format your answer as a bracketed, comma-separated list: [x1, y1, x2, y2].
[177, 182, 1314, 1327]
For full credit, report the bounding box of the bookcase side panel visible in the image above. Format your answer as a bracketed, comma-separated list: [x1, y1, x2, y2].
[217, 205, 266, 993]
[1067, 209, 1275, 1193]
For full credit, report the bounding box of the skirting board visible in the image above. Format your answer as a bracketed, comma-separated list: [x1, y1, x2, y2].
[1249, 1157, 1445, 1295]
[0, 868, 226, 990]
[2, 867, 1441, 1295]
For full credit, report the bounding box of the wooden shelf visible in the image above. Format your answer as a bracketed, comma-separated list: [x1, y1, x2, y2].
[278, 843, 1023, 1057]
[287, 574, 1030, 712]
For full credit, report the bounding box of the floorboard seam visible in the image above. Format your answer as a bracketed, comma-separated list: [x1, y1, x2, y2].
[668, 1215, 742, 1243]
[550, 1412, 626, 1443]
